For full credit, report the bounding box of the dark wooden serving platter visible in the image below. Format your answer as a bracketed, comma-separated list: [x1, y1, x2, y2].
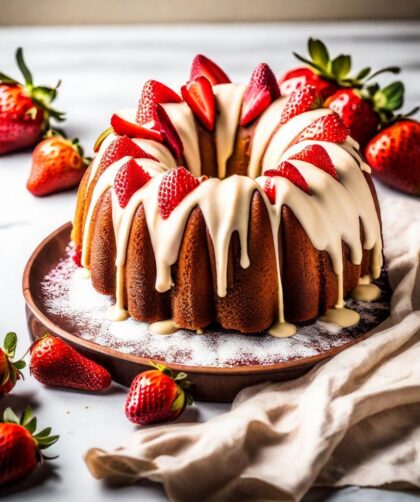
[23, 223, 391, 402]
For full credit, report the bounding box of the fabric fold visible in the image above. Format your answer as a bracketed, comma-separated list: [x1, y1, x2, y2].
[84, 196, 420, 502]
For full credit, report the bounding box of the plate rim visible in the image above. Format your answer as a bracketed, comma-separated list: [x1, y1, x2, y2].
[22, 222, 386, 376]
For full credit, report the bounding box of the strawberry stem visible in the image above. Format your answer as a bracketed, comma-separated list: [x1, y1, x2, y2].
[2, 407, 59, 460]
[16, 47, 33, 87]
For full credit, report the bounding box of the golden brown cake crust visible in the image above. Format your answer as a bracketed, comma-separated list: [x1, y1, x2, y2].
[73, 112, 383, 332]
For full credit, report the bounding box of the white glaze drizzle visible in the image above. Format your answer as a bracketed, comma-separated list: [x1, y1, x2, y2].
[113, 175, 257, 300]
[213, 83, 246, 179]
[262, 108, 332, 172]
[132, 137, 176, 170]
[248, 96, 287, 178]
[86, 131, 118, 186]
[79, 83, 383, 331]
[162, 102, 201, 176]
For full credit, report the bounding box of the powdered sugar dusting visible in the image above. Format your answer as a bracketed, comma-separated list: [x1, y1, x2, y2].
[40, 247, 391, 368]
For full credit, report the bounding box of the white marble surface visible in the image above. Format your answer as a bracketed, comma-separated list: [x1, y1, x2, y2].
[0, 22, 419, 501]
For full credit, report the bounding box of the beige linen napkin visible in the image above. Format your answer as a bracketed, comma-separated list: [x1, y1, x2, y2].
[85, 196, 420, 501]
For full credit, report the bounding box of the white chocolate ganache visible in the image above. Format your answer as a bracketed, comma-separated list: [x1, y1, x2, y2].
[79, 83, 383, 336]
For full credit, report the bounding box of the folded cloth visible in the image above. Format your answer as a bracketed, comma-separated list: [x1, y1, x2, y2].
[84, 196, 420, 502]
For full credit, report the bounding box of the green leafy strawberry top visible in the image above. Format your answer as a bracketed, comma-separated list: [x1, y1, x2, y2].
[0, 48, 65, 126]
[2, 407, 59, 459]
[294, 38, 401, 89]
[294, 38, 412, 124]
[1, 332, 26, 387]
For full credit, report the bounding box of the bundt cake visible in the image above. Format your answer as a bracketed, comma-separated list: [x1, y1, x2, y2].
[71, 55, 383, 337]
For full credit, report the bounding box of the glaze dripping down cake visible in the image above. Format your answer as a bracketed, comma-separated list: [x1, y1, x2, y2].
[71, 55, 383, 337]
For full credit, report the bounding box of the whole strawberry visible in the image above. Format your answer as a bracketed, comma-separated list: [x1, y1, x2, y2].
[125, 364, 192, 426]
[30, 335, 111, 391]
[279, 66, 337, 100]
[0, 48, 64, 155]
[0, 407, 58, 486]
[279, 38, 400, 100]
[0, 332, 26, 397]
[325, 82, 404, 148]
[27, 133, 90, 197]
[365, 119, 420, 195]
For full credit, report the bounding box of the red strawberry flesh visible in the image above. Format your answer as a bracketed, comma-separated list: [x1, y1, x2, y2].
[111, 111, 162, 141]
[280, 85, 321, 124]
[100, 136, 156, 172]
[278, 66, 338, 99]
[365, 119, 420, 195]
[290, 144, 338, 179]
[190, 54, 231, 86]
[114, 157, 151, 208]
[264, 160, 311, 200]
[181, 76, 215, 131]
[156, 104, 184, 159]
[240, 63, 280, 126]
[296, 112, 349, 144]
[125, 369, 185, 426]
[136, 80, 181, 127]
[158, 166, 201, 219]
[325, 89, 380, 148]
[30, 335, 111, 391]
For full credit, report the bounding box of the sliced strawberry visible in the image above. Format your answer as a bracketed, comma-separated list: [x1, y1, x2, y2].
[296, 112, 349, 144]
[181, 76, 215, 131]
[156, 104, 184, 159]
[240, 63, 280, 126]
[290, 144, 338, 179]
[111, 111, 162, 141]
[264, 180, 277, 204]
[100, 136, 156, 171]
[264, 161, 311, 203]
[190, 54, 230, 86]
[114, 157, 151, 208]
[280, 85, 321, 124]
[279, 66, 338, 99]
[136, 80, 181, 126]
[158, 166, 201, 219]
[72, 245, 82, 267]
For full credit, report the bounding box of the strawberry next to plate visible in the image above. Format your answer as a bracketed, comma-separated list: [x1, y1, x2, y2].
[0, 48, 64, 155]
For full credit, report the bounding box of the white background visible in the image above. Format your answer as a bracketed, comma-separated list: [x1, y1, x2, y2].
[0, 22, 419, 501]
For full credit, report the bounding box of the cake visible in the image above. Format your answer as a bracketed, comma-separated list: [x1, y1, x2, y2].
[71, 55, 383, 337]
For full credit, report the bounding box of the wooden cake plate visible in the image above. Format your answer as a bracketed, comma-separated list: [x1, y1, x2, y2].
[23, 223, 391, 402]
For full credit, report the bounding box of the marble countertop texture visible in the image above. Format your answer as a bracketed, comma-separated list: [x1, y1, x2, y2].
[0, 22, 419, 502]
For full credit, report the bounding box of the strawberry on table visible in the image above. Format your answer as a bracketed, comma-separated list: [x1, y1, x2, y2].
[0, 48, 64, 155]
[0, 332, 26, 397]
[325, 82, 405, 148]
[158, 166, 201, 219]
[30, 334, 111, 392]
[190, 54, 231, 86]
[27, 133, 90, 197]
[365, 119, 420, 195]
[125, 363, 192, 426]
[181, 76, 216, 131]
[279, 38, 400, 100]
[0, 407, 58, 486]
[240, 63, 280, 126]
